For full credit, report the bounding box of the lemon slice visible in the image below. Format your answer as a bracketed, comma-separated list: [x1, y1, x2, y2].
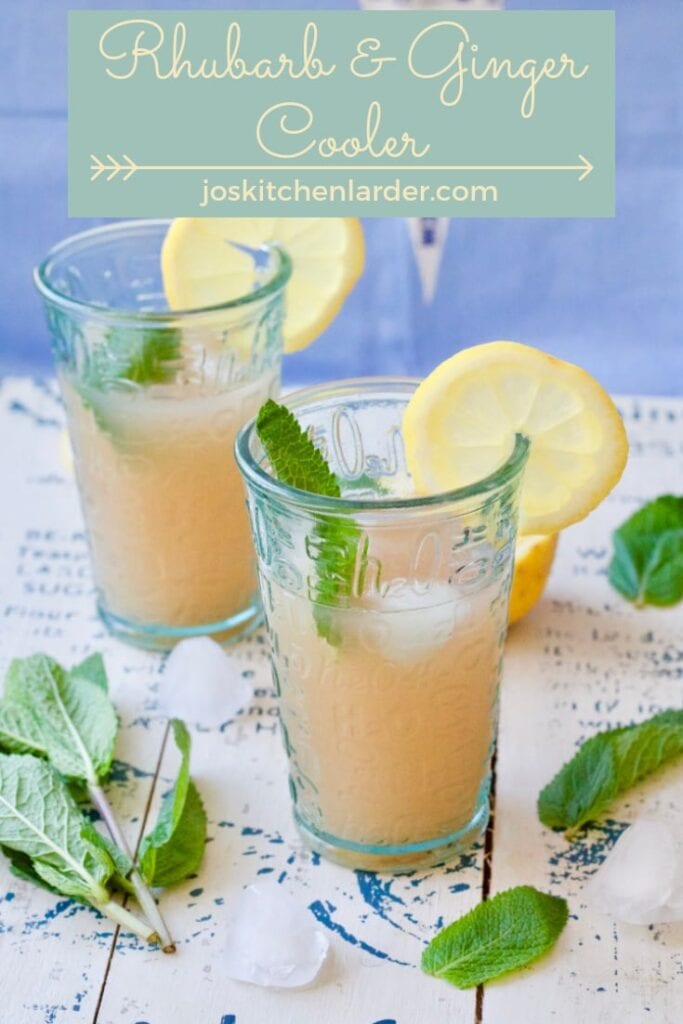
[403, 341, 628, 534]
[509, 533, 558, 625]
[161, 217, 364, 353]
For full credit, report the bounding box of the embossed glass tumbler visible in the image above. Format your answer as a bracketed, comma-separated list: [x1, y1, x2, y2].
[236, 379, 529, 871]
[35, 220, 291, 650]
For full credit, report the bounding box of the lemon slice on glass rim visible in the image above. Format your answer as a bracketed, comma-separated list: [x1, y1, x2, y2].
[403, 341, 629, 535]
[161, 217, 365, 353]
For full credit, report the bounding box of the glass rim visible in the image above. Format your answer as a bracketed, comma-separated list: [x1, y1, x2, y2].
[235, 376, 530, 514]
[33, 218, 293, 322]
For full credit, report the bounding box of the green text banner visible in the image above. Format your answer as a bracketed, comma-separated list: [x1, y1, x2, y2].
[69, 11, 615, 217]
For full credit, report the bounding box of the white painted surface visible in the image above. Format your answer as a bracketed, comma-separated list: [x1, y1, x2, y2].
[487, 396, 683, 1023]
[0, 379, 681, 1024]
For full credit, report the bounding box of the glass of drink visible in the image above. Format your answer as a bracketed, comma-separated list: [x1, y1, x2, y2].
[35, 220, 291, 650]
[236, 379, 529, 871]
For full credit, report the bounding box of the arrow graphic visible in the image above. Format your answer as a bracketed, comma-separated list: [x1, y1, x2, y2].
[90, 154, 138, 182]
[89, 154, 594, 183]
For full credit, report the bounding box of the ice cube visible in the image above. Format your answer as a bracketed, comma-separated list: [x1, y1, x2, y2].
[585, 818, 683, 924]
[223, 884, 329, 988]
[343, 583, 460, 663]
[159, 637, 252, 727]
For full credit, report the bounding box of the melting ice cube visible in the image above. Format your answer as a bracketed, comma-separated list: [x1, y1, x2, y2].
[342, 582, 495, 663]
[159, 637, 252, 727]
[585, 818, 683, 924]
[223, 884, 330, 988]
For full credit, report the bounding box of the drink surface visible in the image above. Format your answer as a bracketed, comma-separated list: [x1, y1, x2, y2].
[62, 371, 277, 630]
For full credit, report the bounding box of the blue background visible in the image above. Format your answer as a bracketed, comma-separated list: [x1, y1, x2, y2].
[1, 0, 681, 394]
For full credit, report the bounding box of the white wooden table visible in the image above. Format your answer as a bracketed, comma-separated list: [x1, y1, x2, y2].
[1, 377, 681, 1024]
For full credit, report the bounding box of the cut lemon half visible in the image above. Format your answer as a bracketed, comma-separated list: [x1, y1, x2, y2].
[161, 217, 364, 353]
[509, 533, 559, 625]
[403, 341, 628, 534]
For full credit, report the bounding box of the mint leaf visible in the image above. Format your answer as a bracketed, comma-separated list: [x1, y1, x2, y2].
[70, 653, 109, 692]
[307, 518, 368, 646]
[0, 753, 156, 942]
[538, 709, 683, 832]
[342, 472, 389, 495]
[0, 654, 117, 785]
[608, 496, 683, 606]
[422, 886, 568, 989]
[0, 844, 63, 894]
[139, 720, 207, 887]
[255, 399, 341, 496]
[255, 400, 367, 646]
[537, 731, 618, 832]
[0, 701, 48, 759]
[86, 326, 181, 389]
[76, 326, 181, 440]
[81, 822, 136, 896]
[0, 754, 113, 903]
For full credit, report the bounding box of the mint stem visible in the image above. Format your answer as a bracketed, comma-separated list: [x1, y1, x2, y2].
[94, 898, 159, 945]
[89, 783, 176, 953]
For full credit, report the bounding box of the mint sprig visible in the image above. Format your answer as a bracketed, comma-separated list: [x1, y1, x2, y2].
[255, 399, 367, 646]
[256, 399, 341, 497]
[421, 886, 568, 989]
[608, 495, 683, 607]
[76, 325, 182, 440]
[86, 325, 181, 389]
[538, 709, 683, 833]
[0, 652, 208, 952]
